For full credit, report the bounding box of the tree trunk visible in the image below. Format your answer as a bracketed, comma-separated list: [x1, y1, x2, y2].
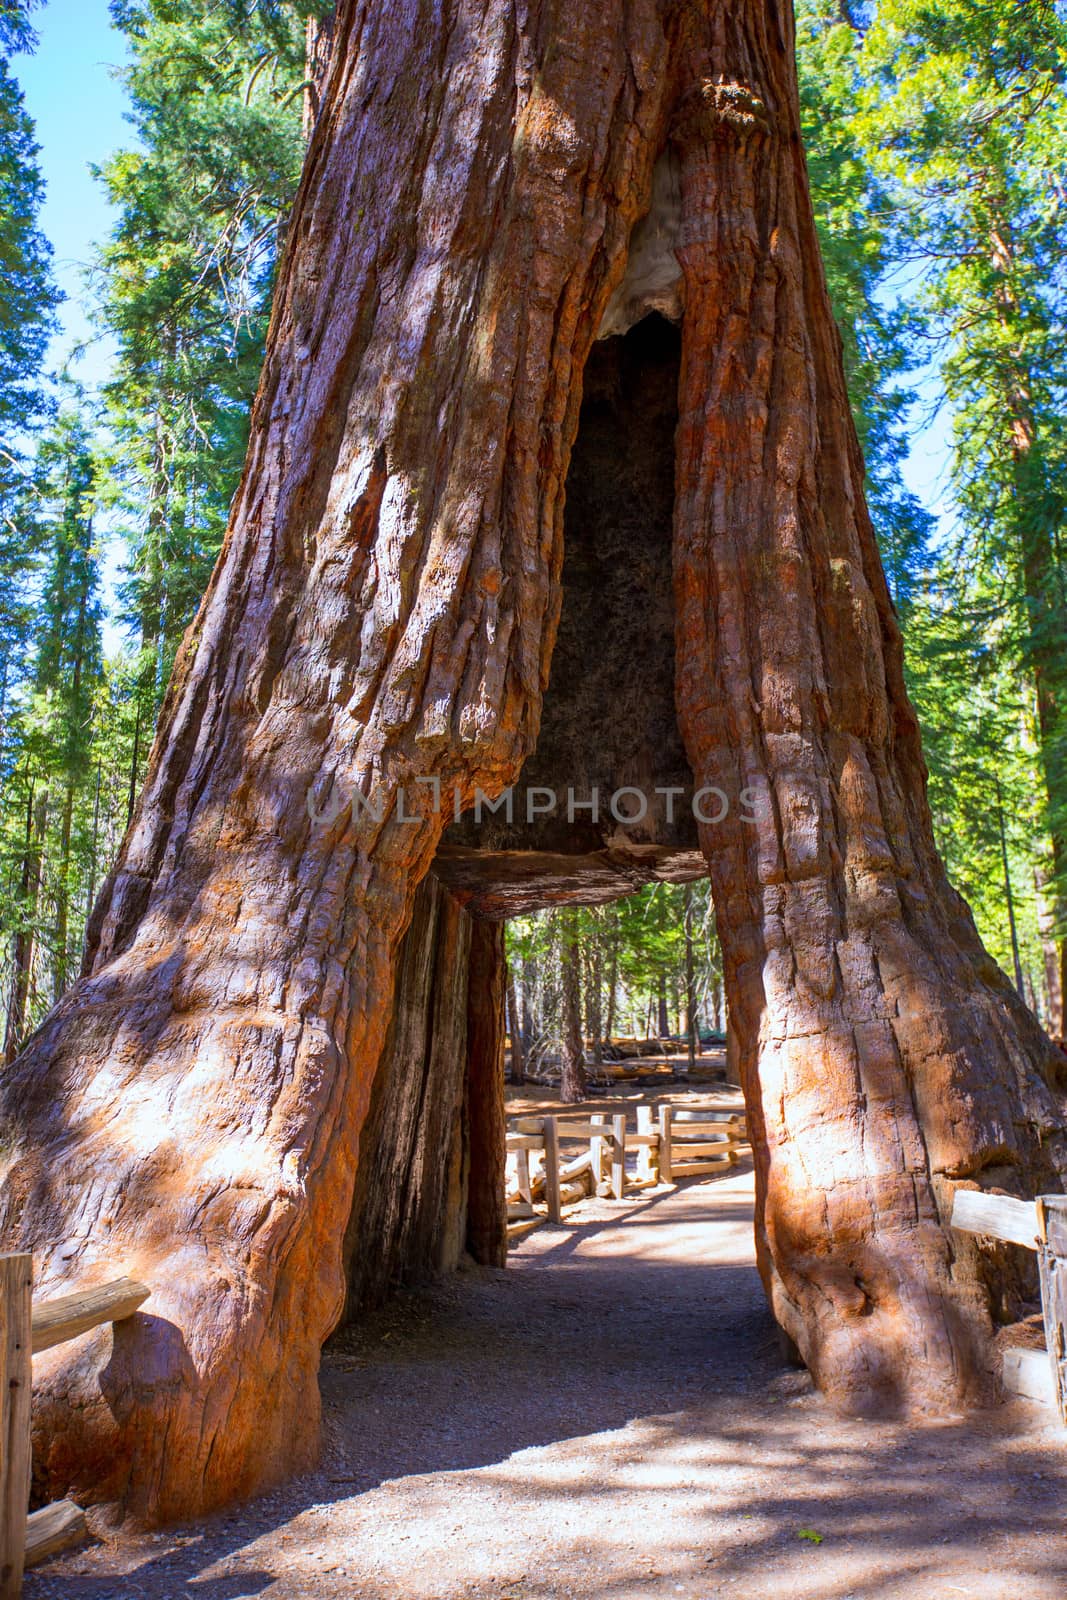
[506, 962, 525, 1083]
[657, 972, 669, 1038]
[604, 923, 618, 1045]
[590, 934, 604, 1069]
[302, 9, 337, 139]
[986, 209, 1067, 1040]
[4, 783, 47, 1065]
[670, 18, 1064, 1412]
[53, 778, 75, 1003]
[341, 874, 473, 1313]
[684, 884, 697, 1072]
[0, 0, 1064, 1526]
[1037, 865, 1064, 1036]
[994, 776, 1024, 999]
[559, 918, 587, 1104]
[85, 761, 102, 927]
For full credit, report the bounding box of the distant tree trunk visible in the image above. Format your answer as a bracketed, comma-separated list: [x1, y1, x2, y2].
[585, 934, 601, 1068]
[4, 783, 46, 1065]
[506, 961, 525, 1084]
[1, 0, 1064, 1527]
[84, 762, 102, 927]
[986, 205, 1067, 1038]
[302, 9, 337, 138]
[684, 885, 697, 1072]
[604, 924, 618, 1045]
[520, 954, 535, 1057]
[993, 776, 1025, 999]
[1037, 866, 1064, 1035]
[560, 922, 586, 1104]
[125, 697, 142, 829]
[53, 779, 75, 1001]
[54, 584, 90, 1003]
[657, 972, 669, 1038]
[710, 969, 723, 1034]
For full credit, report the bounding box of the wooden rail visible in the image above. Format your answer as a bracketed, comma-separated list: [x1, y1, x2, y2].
[0, 1258, 150, 1598]
[505, 1097, 748, 1227]
[951, 1189, 1067, 1422]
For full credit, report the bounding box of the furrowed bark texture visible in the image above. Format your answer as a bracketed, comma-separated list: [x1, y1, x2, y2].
[669, 4, 1066, 1409]
[342, 873, 481, 1316]
[0, 0, 681, 1520]
[0, 0, 1062, 1524]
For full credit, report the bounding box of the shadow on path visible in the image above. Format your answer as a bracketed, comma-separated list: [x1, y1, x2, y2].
[24, 1164, 1067, 1600]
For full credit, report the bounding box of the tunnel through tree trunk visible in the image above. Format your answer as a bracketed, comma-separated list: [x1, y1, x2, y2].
[1, 0, 1065, 1525]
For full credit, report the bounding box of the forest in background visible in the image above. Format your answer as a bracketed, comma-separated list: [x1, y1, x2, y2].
[0, 0, 1065, 1066]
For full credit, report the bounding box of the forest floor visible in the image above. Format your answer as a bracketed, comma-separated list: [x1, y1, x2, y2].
[24, 1139, 1067, 1599]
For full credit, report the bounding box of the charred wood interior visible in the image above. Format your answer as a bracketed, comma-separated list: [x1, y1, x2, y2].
[436, 314, 704, 917]
[342, 876, 506, 1318]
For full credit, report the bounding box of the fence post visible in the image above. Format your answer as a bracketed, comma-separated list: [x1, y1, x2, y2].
[611, 1114, 627, 1200]
[1, 1253, 32, 1600]
[658, 1103, 673, 1184]
[515, 1147, 533, 1206]
[589, 1113, 607, 1193]
[541, 1116, 562, 1223]
[1036, 1196, 1067, 1425]
[636, 1103, 654, 1182]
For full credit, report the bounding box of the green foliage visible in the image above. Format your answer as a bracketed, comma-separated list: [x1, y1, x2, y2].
[0, 1, 42, 56]
[0, 17, 59, 706]
[796, 0, 935, 609]
[0, 391, 105, 1039]
[2, 0, 1067, 1047]
[506, 884, 723, 1071]
[0, 0, 321, 1042]
[857, 0, 1067, 1009]
[98, 0, 328, 698]
[0, 54, 56, 445]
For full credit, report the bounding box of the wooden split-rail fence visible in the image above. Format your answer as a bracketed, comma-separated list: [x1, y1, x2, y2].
[951, 1188, 1067, 1421]
[506, 1099, 748, 1225]
[0, 1260, 150, 1598]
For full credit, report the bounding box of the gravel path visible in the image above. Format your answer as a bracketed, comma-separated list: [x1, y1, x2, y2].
[25, 1162, 1067, 1599]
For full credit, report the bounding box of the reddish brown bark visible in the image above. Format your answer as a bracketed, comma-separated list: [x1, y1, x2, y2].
[342, 873, 476, 1315]
[0, 0, 1063, 1525]
[669, 6, 1065, 1409]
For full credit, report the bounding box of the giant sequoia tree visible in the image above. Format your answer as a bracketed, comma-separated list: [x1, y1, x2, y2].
[1, 0, 1065, 1523]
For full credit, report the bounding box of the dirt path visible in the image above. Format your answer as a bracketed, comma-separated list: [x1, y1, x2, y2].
[25, 1164, 1067, 1599]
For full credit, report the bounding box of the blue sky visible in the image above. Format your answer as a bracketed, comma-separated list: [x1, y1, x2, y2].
[17, 1, 131, 648]
[17, 0, 130, 387]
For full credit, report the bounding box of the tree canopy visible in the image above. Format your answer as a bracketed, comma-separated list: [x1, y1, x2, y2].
[1, 0, 1067, 1045]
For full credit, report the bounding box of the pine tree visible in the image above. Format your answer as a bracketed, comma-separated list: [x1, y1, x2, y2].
[0, 393, 103, 1052]
[860, 0, 1067, 1028]
[100, 0, 331, 708]
[796, 0, 934, 610]
[0, 2, 60, 721]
